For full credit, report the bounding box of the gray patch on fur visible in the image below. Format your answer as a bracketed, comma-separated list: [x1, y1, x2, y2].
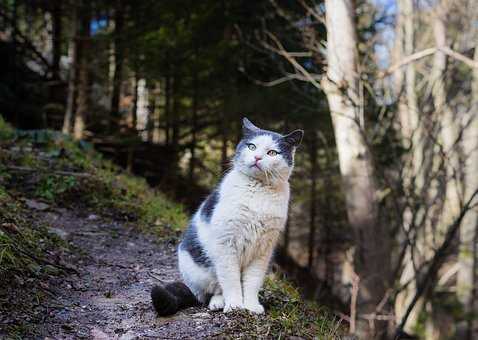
[180, 222, 212, 267]
[201, 190, 219, 222]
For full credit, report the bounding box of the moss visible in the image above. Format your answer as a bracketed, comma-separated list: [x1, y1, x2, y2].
[0, 193, 68, 278]
[0, 121, 339, 339]
[0, 116, 14, 141]
[0, 121, 187, 239]
[225, 274, 344, 339]
[34, 175, 77, 202]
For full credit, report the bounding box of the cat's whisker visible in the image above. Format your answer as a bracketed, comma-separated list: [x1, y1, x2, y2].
[269, 168, 283, 182]
[264, 169, 270, 185]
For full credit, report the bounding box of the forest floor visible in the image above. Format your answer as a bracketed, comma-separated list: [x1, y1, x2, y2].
[7, 206, 231, 339]
[0, 121, 342, 339]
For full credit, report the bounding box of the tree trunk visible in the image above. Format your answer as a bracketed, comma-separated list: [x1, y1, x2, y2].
[110, 0, 125, 126]
[164, 73, 171, 145]
[147, 84, 157, 142]
[422, 5, 461, 339]
[283, 217, 291, 254]
[73, 1, 91, 140]
[51, 1, 62, 80]
[322, 0, 389, 337]
[131, 72, 139, 130]
[432, 1, 460, 241]
[307, 134, 318, 269]
[62, 7, 78, 134]
[189, 66, 198, 183]
[394, 0, 427, 333]
[221, 113, 228, 173]
[457, 43, 478, 340]
[171, 75, 180, 151]
[152, 83, 162, 143]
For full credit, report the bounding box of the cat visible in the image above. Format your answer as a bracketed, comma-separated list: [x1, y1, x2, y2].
[151, 118, 303, 315]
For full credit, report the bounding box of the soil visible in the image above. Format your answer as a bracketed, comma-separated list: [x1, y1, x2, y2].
[4, 208, 234, 339]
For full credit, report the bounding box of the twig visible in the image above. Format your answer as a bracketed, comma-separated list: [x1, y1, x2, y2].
[148, 271, 165, 283]
[13, 244, 79, 274]
[6, 166, 91, 178]
[380, 46, 478, 78]
[263, 30, 322, 90]
[350, 271, 359, 335]
[379, 48, 437, 78]
[395, 188, 478, 336]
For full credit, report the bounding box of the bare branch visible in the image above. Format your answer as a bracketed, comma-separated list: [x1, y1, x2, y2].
[381, 46, 478, 78]
[263, 30, 322, 89]
[395, 187, 478, 336]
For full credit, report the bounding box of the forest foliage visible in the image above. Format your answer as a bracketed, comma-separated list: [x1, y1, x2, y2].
[1, 0, 477, 339]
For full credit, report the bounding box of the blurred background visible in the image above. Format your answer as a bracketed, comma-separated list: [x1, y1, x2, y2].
[1, 0, 477, 338]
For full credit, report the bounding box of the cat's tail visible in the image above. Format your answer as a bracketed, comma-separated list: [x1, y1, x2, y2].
[151, 282, 199, 316]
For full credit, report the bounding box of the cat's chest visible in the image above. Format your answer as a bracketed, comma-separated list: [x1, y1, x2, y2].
[216, 183, 289, 228]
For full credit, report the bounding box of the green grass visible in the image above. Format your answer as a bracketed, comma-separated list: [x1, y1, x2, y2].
[0, 116, 188, 293]
[0, 187, 67, 277]
[0, 119, 188, 238]
[226, 274, 344, 339]
[0, 116, 341, 339]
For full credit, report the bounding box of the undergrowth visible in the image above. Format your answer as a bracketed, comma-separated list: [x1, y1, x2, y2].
[0, 116, 188, 336]
[0, 116, 187, 237]
[0, 116, 342, 339]
[225, 274, 344, 339]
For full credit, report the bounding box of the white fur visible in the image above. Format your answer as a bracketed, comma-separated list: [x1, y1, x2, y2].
[178, 134, 294, 314]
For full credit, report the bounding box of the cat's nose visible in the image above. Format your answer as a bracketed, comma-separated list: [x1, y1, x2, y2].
[255, 155, 262, 161]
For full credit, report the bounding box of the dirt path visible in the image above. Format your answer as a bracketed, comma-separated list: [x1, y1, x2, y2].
[31, 208, 231, 339]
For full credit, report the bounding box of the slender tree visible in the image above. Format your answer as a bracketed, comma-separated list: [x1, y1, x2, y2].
[457, 42, 478, 340]
[322, 0, 390, 336]
[73, 1, 91, 140]
[110, 0, 125, 126]
[62, 5, 78, 134]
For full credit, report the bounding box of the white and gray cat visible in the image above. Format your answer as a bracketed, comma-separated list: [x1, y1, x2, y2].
[151, 118, 303, 315]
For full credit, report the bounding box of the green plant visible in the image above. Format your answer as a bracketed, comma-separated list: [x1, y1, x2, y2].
[226, 274, 344, 339]
[35, 175, 77, 201]
[0, 116, 14, 141]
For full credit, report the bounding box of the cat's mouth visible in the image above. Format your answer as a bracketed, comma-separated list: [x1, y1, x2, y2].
[250, 163, 262, 171]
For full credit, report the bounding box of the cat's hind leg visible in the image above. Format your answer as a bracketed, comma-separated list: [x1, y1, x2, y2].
[178, 248, 217, 304]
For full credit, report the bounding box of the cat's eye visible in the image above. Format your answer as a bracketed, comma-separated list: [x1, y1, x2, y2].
[247, 143, 256, 151]
[267, 150, 279, 156]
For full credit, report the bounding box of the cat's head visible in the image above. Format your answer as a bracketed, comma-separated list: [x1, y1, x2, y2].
[233, 118, 303, 183]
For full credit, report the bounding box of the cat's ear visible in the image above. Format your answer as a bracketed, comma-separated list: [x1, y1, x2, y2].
[283, 130, 304, 147]
[242, 117, 260, 135]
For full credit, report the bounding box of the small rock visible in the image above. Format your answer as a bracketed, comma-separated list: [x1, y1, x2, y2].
[25, 199, 49, 211]
[119, 331, 137, 340]
[191, 312, 210, 318]
[90, 328, 110, 340]
[61, 323, 74, 332]
[48, 227, 68, 239]
[88, 214, 99, 221]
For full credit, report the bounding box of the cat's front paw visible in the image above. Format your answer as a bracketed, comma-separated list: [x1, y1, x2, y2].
[208, 295, 225, 311]
[223, 299, 244, 313]
[243, 302, 265, 314]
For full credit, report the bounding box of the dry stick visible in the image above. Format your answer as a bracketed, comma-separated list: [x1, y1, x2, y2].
[12, 243, 79, 274]
[264, 31, 322, 90]
[440, 46, 478, 69]
[148, 272, 165, 284]
[350, 271, 360, 335]
[395, 188, 478, 337]
[380, 47, 437, 78]
[6, 165, 91, 178]
[297, 0, 326, 24]
[381, 46, 478, 78]
[0, 9, 52, 74]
